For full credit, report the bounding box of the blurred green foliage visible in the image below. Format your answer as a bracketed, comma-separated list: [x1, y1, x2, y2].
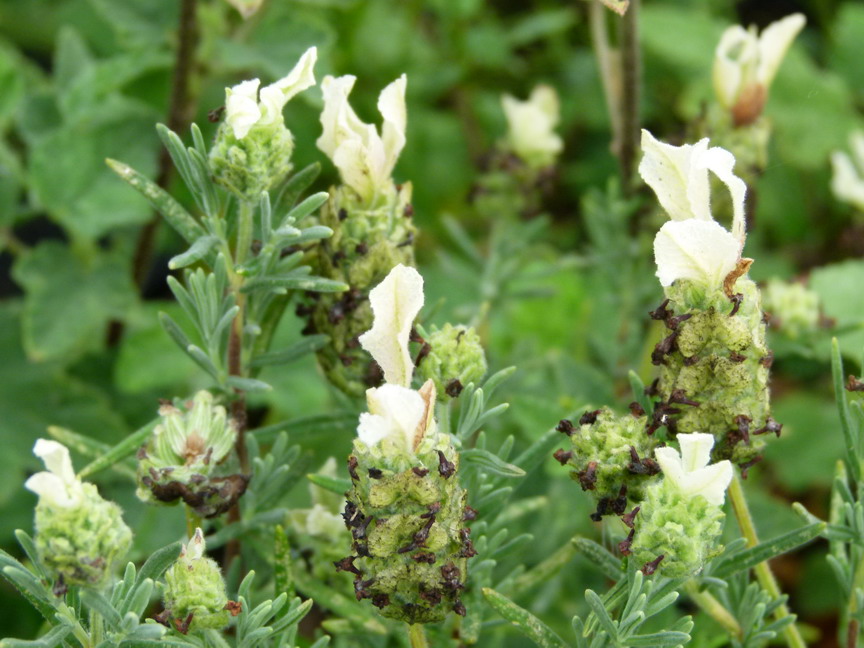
[1, 0, 864, 644]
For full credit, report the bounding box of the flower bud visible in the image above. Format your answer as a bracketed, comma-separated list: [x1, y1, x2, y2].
[341, 382, 472, 623]
[209, 48, 316, 202]
[416, 324, 487, 399]
[652, 277, 775, 465]
[501, 85, 562, 170]
[25, 440, 132, 588]
[137, 391, 248, 518]
[162, 529, 235, 632]
[335, 266, 475, 623]
[556, 408, 658, 515]
[762, 279, 821, 339]
[712, 14, 805, 126]
[630, 434, 732, 577]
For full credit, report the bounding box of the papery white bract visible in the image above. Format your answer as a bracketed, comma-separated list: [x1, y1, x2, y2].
[317, 74, 407, 203]
[654, 219, 740, 288]
[25, 439, 84, 509]
[358, 383, 426, 452]
[183, 527, 207, 560]
[225, 47, 317, 140]
[358, 264, 424, 387]
[713, 14, 805, 117]
[639, 129, 747, 241]
[654, 433, 732, 506]
[831, 132, 864, 212]
[501, 85, 563, 169]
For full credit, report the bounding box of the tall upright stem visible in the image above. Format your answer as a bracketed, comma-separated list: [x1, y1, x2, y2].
[131, 0, 200, 291]
[618, 0, 641, 195]
[728, 474, 807, 648]
[589, 0, 622, 159]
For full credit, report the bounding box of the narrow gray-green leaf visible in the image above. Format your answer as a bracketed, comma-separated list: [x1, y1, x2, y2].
[242, 275, 348, 294]
[572, 537, 624, 580]
[106, 159, 203, 244]
[715, 522, 826, 578]
[79, 418, 159, 478]
[307, 473, 351, 495]
[462, 448, 525, 478]
[168, 235, 219, 270]
[482, 588, 569, 648]
[251, 335, 329, 368]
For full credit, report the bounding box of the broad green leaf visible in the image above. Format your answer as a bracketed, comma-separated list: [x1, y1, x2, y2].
[12, 242, 136, 362]
[812, 262, 864, 363]
[29, 109, 159, 241]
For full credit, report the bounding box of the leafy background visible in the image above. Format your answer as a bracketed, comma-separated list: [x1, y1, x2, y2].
[0, 0, 863, 645]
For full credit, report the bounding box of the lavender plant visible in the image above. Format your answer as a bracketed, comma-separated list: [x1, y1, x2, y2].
[2, 2, 864, 648]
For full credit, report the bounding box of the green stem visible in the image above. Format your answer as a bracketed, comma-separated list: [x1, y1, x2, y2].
[185, 507, 203, 538]
[588, 0, 622, 157]
[407, 623, 429, 648]
[88, 608, 103, 648]
[235, 200, 255, 267]
[845, 548, 864, 648]
[683, 580, 742, 640]
[618, 0, 641, 195]
[728, 474, 806, 648]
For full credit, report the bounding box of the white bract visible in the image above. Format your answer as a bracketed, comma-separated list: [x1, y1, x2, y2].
[358, 264, 424, 387]
[225, 47, 317, 140]
[501, 85, 563, 169]
[713, 14, 805, 119]
[654, 433, 733, 506]
[182, 527, 207, 561]
[640, 130, 748, 289]
[358, 383, 427, 453]
[317, 74, 407, 203]
[24, 439, 84, 509]
[356, 265, 439, 453]
[831, 132, 864, 212]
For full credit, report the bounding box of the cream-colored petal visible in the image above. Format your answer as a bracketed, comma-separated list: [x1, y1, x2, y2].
[639, 130, 712, 222]
[357, 411, 392, 448]
[184, 527, 206, 560]
[677, 433, 715, 472]
[700, 146, 748, 242]
[831, 151, 864, 211]
[502, 91, 562, 168]
[360, 384, 426, 452]
[756, 13, 806, 88]
[654, 446, 685, 490]
[24, 472, 78, 508]
[683, 460, 733, 506]
[225, 78, 262, 140]
[259, 46, 317, 126]
[529, 85, 561, 126]
[654, 219, 740, 288]
[378, 74, 407, 177]
[358, 264, 424, 387]
[316, 75, 365, 160]
[713, 26, 755, 109]
[332, 136, 376, 202]
[33, 439, 76, 484]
